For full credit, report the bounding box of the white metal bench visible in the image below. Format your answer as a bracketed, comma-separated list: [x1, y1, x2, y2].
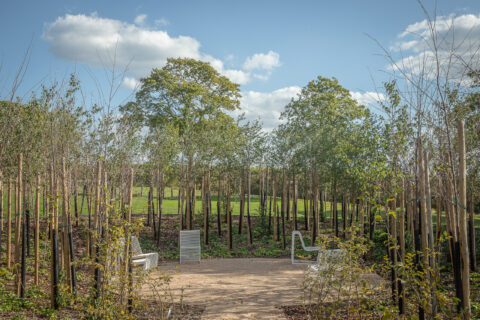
[180, 230, 201, 264]
[130, 236, 158, 269]
[119, 236, 158, 271]
[291, 231, 321, 264]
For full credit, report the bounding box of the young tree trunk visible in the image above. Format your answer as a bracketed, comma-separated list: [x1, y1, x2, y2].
[0, 170, 3, 262]
[259, 166, 264, 214]
[73, 169, 78, 227]
[342, 196, 346, 236]
[293, 173, 298, 231]
[445, 158, 462, 306]
[217, 177, 222, 236]
[424, 150, 434, 270]
[226, 177, 232, 249]
[281, 169, 287, 249]
[191, 181, 196, 227]
[268, 171, 272, 234]
[418, 141, 428, 266]
[333, 185, 338, 238]
[311, 171, 318, 244]
[457, 120, 471, 317]
[469, 191, 477, 272]
[286, 173, 290, 221]
[185, 165, 191, 230]
[319, 189, 324, 224]
[34, 176, 40, 285]
[398, 180, 406, 315]
[273, 178, 278, 242]
[15, 154, 23, 296]
[126, 168, 134, 310]
[7, 178, 12, 267]
[239, 170, 245, 235]
[148, 176, 154, 228]
[247, 168, 253, 245]
[304, 172, 309, 231]
[202, 173, 208, 245]
[180, 186, 185, 230]
[50, 161, 59, 310]
[390, 196, 398, 305]
[207, 171, 212, 239]
[93, 160, 102, 301]
[435, 181, 442, 245]
[157, 169, 164, 246]
[61, 158, 72, 293]
[359, 198, 365, 235]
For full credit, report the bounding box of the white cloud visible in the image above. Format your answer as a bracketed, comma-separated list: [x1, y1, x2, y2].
[223, 69, 250, 85]
[134, 14, 147, 25]
[350, 91, 386, 106]
[236, 86, 301, 131]
[154, 18, 169, 27]
[43, 13, 251, 85]
[122, 76, 140, 90]
[243, 50, 281, 71]
[390, 12, 480, 82]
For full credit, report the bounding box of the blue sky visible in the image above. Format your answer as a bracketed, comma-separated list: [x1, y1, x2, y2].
[1, 0, 480, 129]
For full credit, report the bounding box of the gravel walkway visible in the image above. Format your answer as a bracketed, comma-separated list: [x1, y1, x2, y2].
[146, 258, 307, 319]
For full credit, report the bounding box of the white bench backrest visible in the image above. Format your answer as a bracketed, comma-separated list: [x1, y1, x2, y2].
[292, 231, 308, 250]
[180, 230, 201, 263]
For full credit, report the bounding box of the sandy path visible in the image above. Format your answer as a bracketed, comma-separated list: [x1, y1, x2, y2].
[145, 258, 307, 319]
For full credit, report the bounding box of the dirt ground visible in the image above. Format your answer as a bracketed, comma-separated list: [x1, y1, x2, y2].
[145, 258, 308, 319]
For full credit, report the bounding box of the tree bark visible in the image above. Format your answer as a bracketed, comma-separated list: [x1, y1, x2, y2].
[457, 120, 471, 317]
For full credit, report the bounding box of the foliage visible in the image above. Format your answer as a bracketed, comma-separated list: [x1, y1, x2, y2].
[303, 227, 387, 319]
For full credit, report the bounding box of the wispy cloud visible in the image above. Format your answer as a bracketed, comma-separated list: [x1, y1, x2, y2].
[389, 12, 480, 82]
[134, 14, 147, 25]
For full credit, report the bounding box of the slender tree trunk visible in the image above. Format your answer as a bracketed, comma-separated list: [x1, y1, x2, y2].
[7, 178, 12, 267]
[398, 180, 406, 315]
[157, 169, 163, 246]
[273, 178, 278, 242]
[226, 177, 232, 249]
[93, 160, 102, 301]
[424, 150, 434, 269]
[268, 171, 272, 234]
[202, 174, 207, 244]
[457, 120, 471, 317]
[217, 177, 222, 236]
[0, 170, 3, 262]
[293, 173, 298, 231]
[304, 171, 309, 231]
[61, 158, 72, 293]
[148, 176, 154, 228]
[469, 191, 476, 272]
[239, 171, 245, 235]
[34, 176, 40, 285]
[15, 154, 23, 296]
[286, 173, 290, 221]
[73, 169, 78, 227]
[247, 168, 253, 245]
[281, 169, 287, 249]
[333, 185, 338, 238]
[51, 161, 59, 310]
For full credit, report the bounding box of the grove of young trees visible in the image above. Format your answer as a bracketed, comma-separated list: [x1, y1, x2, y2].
[0, 9, 479, 320]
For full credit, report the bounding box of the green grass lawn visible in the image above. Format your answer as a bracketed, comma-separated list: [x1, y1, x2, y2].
[2, 186, 479, 227]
